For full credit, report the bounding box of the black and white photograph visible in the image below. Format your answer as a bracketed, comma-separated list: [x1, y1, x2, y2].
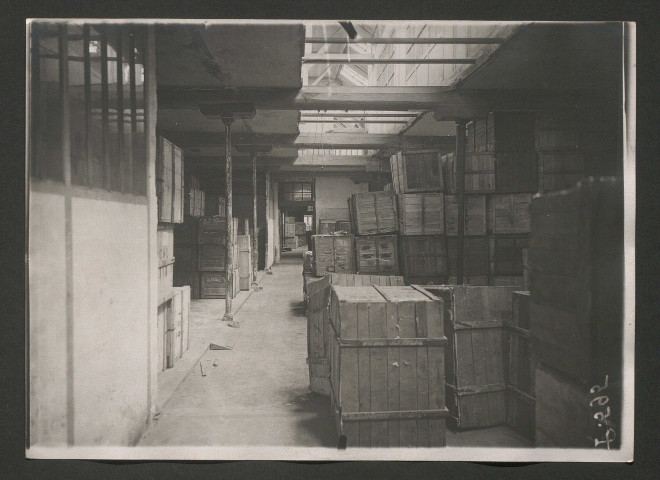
[25, 19, 635, 462]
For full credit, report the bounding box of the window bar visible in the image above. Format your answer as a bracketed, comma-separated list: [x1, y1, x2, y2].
[115, 27, 125, 193]
[128, 29, 138, 195]
[83, 25, 92, 187]
[100, 31, 110, 190]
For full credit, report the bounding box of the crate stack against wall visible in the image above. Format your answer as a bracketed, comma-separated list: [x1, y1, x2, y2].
[305, 273, 404, 397]
[349, 191, 400, 278]
[328, 285, 448, 447]
[391, 150, 448, 286]
[156, 136, 190, 372]
[529, 177, 623, 448]
[193, 216, 240, 299]
[414, 285, 516, 430]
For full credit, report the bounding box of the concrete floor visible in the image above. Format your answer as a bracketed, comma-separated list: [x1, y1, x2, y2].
[139, 248, 530, 448]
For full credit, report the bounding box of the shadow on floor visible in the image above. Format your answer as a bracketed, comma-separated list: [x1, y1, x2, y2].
[289, 300, 307, 317]
[284, 391, 337, 448]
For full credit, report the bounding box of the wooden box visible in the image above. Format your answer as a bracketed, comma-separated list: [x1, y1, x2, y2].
[157, 226, 174, 263]
[397, 193, 445, 235]
[355, 235, 400, 275]
[474, 118, 489, 152]
[442, 153, 456, 194]
[446, 237, 490, 276]
[335, 220, 351, 233]
[487, 111, 535, 152]
[284, 223, 297, 238]
[318, 220, 337, 235]
[390, 150, 444, 193]
[295, 222, 306, 236]
[489, 236, 529, 275]
[415, 285, 518, 429]
[534, 365, 592, 448]
[158, 257, 175, 305]
[197, 216, 228, 244]
[156, 136, 173, 223]
[496, 152, 537, 193]
[283, 236, 297, 250]
[486, 194, 532, 234]
[172, 146, 183, 223]
[170, 288, 184, 362]
[200, 271, 230, 299]
[303, 251, 314, 275]
[174, 270, 200, 300]
[238, 234, 252, 291]
[306, 274, 404, 396]
[312, 235, 356, 277]
[198, 244, 226, 272]
[328, 286, 447, 447]
[444, 195, 487, 236]
[400, 235, 448, 277]
[464, 153, 496, 193]
[349, 191, 398, 235]
[529, 177, 623, 386]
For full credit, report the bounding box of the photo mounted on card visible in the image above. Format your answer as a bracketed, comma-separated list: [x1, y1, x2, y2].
[25, 19, 635, 462]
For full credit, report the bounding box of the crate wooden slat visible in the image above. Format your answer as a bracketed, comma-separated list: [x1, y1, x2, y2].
[295, 222, 306, 236]
[158, 257, 175, 305]
[414, 285, 518, 429]
[171, 288, 183, 361]
[489, 236, 529, 275]
[335, 220, 351, 233]
[474, 118, 488, 152]
[496, 152, 537, 193]
[172, 146, 184, 223]
[197, 216, 228, 245]
[283, 236, 298, 250]
[486, 194, 532, 235]
[446, 237, 490, 276]
[157, 226, 174, 264]
[178, 285, 191, 354]
[349, 191, 398, 235]
[306, 274, 404, 396]
[490, 276, 524, 288]
[397, 193, 445, 235]
[487, 111, 535, 152]
[198, 244, 226, 272]
[312, 234, 356, 277]
[400, 235, 448, 277]
[157, 301, 170, 372]
[328, 286, 447, 447]
[389, 150, 444, 193]
[284, 223, 297, 238]
[318, 219, 337, 235]
[355, 235, 400, 275]
[444, 194, 487, 236]
[156, 136, 173, 223]
[464, 153, 496, 193]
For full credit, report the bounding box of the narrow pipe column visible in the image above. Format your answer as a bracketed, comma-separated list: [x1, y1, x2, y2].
[455, 121, 466, 285]
[251, 152, 259, 286]
[264, 169, 272, 274]
[222, 115, 234, 321]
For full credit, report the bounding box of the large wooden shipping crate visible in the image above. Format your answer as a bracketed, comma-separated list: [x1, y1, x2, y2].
[283, 236, 298, 250]
[349, 191, 398, 235]
[399, 235, 448, 278]
[486, 194, 532, 235]
[284, 223, 297, 238]
[414, 285, 518, 429]
[441, 153, 456, 194]
[355, 235, 400, 275]
[397, 193, 445, 235]
[306, 274, 404, 397]
[328, 286, 448, 447]
[197, 216, 229, 245]
[444, 195, 487, 236]
[318, 220, 337, 235]
[390, 150, 444, 193]
[157, 227, 175, 305]
[446, 237, 490, 277]
[312, 234, 356, 276]
[506, 291, 535, 442]
[169, 288, 184, 363]
[238, 235, 252, 291]
[156, 136, 184, 224]
[464, 153, 496, 193]
[335, 220, 351, 233]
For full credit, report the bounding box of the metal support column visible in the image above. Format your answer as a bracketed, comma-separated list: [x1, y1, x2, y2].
[222, 115, 234, 321]
[264, 169, 272, 274]
[251, 152, 260, 288]
[455, 122, 467, 285]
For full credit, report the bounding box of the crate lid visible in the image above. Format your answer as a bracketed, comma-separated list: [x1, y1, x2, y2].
[332, 286, 386, 303]
[374, 285, 435, 303]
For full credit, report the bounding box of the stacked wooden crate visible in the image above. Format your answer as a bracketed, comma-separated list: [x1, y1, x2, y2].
[283, 219, 297, 250]
[306, 273, 404, 396]
[505, 291, 535, 442]
[312, 234, 355, 277]
[414, 285, 517, 429]
[318, 219, 337, 235]
[328, 285, 448, 447]
[295, 221, 307, 247]
[237, 234, 252, 291]
[529, 177, 623, 448]
[156, 136, 184, 225]
[349, 191, 400, 276]
[335, 220, 351, 233]
[197, 216, 239, 299]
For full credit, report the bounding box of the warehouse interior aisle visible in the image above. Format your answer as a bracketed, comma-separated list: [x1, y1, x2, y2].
[139, 247, 337, 447]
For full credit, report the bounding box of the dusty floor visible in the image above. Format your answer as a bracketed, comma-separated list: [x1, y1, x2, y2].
[140, 248, 530, 448]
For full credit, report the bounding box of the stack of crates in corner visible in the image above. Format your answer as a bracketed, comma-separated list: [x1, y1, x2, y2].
[414, 284, 518, 430]
[283, 216, 297, 250]
[391, 150, 447, 285]
[529, 177, 623, 448]
[328, 285, 448, 447]
[197, 215, 239, 299]
[349, 191, 400, 278]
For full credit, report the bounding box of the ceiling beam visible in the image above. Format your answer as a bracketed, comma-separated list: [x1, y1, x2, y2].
[305, 37, 507, 44]
[162, 131, 455, 150]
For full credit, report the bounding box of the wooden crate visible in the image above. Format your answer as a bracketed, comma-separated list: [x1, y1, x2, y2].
[474, 118, 488, 152]
[328, 286, 447, 447]
[487, 111, 535, 152]
[464, 153, 496, 193]
[355, 235, 400, 275]
[538, 152, 584, 193]
[486, 194, 532, 234]
[441, 153, 456, 194]
[294, 222, 306, 236]
[444, 195, 487, 236]
[400, 235, 448, 277]
[489, 236, 529, 275]
[156, 136, 173, 223]
[238, 234, 252, 291]
[312, 235, 355, 277]
[157, 301, 170, 372]
[172, 145, 183, 223]
[157, 226, 174, 264]
[529, 177, 623, 386]
[284, 223, 297, 238]
[335, 220, 351, 233]
[200, 271, 230, 299]
[495, 152, 537, 193]
[158, 257, 175, 305]
[349, 191, 398, 235]
[446, 237, 490, 276]
[306, 274, 404, 396]
[415, 285, 518, 429]
[283, 236, 297, 250]
[178, 285, 191, 354]
[397, 193, 445, 235]
[197, 216, 228, 244]
[534, 365, 593, 448]
[198, 244, 226, 272]
[318, 220, 337, 235]
[390, 150, 444, 193]
[174, 270, 200, 300]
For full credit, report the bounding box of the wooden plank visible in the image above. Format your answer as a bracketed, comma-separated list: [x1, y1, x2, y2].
[416, 347, 430, 446]
[386, 305, 400, 447]
[399, 346, 418, 446]
[369, 302, 389, 446]
[357, 302, 371, 445]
